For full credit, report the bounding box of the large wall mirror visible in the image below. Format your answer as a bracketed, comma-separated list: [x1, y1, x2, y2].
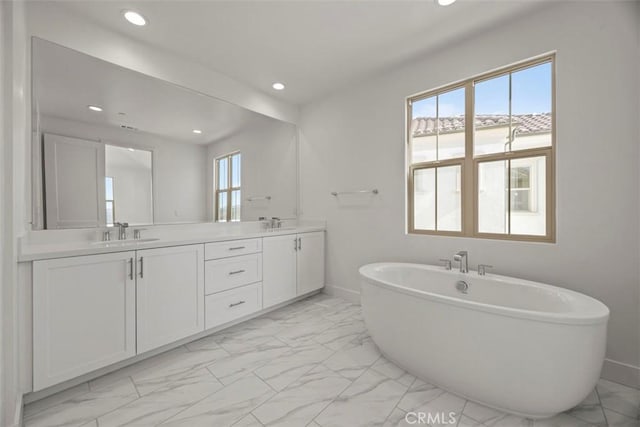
[31, 37, 298, 230]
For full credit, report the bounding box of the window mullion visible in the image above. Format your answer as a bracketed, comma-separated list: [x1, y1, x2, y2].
[464, 81, 474, 237]
[226, 155, 232, 221]
[507, 159, 512, 235]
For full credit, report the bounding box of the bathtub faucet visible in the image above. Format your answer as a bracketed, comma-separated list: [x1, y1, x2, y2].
[453, 251, 468, 273]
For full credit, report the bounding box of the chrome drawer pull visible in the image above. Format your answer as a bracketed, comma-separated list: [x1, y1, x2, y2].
[229, 300, 246, 308]
[228, 269, 245, 275]
[229, 246, 246, 251]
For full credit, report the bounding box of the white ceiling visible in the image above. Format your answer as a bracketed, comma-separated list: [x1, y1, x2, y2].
[56, 0, 546, 106]
[32, 38, 283, 144]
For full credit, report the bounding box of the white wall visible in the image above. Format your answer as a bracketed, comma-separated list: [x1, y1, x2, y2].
[1, 1, 28, 425]
[39, 116, 209, 225]
[299, 2, 640, 384]
[208, 116, 298, 221]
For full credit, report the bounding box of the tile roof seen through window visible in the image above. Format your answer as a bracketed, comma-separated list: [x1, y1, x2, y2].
[412, 113, 552, 138]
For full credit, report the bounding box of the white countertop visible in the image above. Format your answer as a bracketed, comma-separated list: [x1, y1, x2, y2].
[19, 224, 325, 262]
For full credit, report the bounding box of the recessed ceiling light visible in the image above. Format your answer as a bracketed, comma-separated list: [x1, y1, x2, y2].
[88, 105, 103, 112]
[437, 0, 456, 5]
[128, 148, 135, 152]
[123, 10, 147, 26]
[272, 82, 285, 91]
[192, 129, 202, 134]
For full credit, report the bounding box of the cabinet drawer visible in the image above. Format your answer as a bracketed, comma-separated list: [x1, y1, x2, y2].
[205, 283, 262, 329]
[205, 238, 262, 260]
[205, 253, 262, 294]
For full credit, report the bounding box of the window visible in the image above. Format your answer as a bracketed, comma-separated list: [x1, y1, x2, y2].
[105, 176, 115, 226]
[215, 152, 241, 222]
[407, 55, 555, 242]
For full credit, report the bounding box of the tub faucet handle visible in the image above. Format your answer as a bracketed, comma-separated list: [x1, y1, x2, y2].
[439, 259, 452, 270]
[478, 264, 493, 276]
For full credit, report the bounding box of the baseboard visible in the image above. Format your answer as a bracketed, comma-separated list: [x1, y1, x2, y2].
[602, 358, 640, 389]
[323, 284, 361, 304]
[10, 393, 23, 427]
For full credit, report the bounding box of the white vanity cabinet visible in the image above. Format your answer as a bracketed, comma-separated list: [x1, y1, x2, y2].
[33, 252, 137, 390]
[136, 245, 205, 353]
[28, 229, 323, 392]
[263, 231, 325, 308]
[262, 234, 298, 308]
[296, 231, 325, 295]
[203, 238, 263, 330]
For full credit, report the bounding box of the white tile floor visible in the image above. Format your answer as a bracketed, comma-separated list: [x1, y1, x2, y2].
[24, 294, 640, 427]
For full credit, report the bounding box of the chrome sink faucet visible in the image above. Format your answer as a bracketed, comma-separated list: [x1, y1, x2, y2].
[453, 251, 468, 273]
[270, 217, 282, 230]
[114, 222, 129, 240]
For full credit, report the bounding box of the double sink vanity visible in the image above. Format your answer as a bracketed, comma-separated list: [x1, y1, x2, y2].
[20, 223, 325, 394]
[22, 37, 321, 401]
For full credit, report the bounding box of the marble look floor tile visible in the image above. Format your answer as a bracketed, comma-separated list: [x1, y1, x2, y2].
[207, 338, 290, 385]
[253, 364, 352, 427]
[222, 316, 285, 337]
[370, 357, 415, 387]
[531, 413, 595, 427]
[566, 389, 607, 426]
[184, 334, 223, 352]
[597, 379, 640, 419]
[216, 333, 280, 354]
[315, 369, 408, 427]
[232, 413, 264, 426]
[130, 346, 230, 396]
[397, 380, 445, 413]
[88, 347, 191, 391]
[396, 379, 467, 426]
[281, 304, 334, 324]
[383, 408, 409, 426]
[408, 391, 466, 427]
[313, 318, 366, 351]
[323, 334, 381, 380]
[456, 415, 485, 427]
[277, 316, 335, 347]
[462, 401, 509, 425]
[79, 420, 98, 427]
[24, 377, 138, 427]
[254, 343, 335, 391]
[482, 414, 532, 427]
[322, 303, 362, 323]
[160, 374, 274, 427]
[97, 368, 223, 427]
[24, 382, 90, 418]
[309, 295, 351, 308]
[603, 408, 640, 427]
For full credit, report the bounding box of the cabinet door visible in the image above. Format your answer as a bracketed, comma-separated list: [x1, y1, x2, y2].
[33, 252, 136, 391]
[262, 234, 297, 308]
[296, 231, 325, 295]
[136, 245, 204, 353]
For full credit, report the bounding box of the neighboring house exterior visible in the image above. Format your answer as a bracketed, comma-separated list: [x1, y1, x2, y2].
[410, 113, 551, 235]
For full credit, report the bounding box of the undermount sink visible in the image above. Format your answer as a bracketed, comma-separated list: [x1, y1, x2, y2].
[266, 227, 297, 232]
[91, 238, 160, 247]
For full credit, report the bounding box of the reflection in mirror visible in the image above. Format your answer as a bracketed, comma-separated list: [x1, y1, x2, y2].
[105, 145, 153, 226]
[31, 37, 298, 229]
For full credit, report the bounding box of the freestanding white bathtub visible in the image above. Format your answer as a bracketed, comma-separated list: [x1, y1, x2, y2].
[359, 262, 609, 419]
